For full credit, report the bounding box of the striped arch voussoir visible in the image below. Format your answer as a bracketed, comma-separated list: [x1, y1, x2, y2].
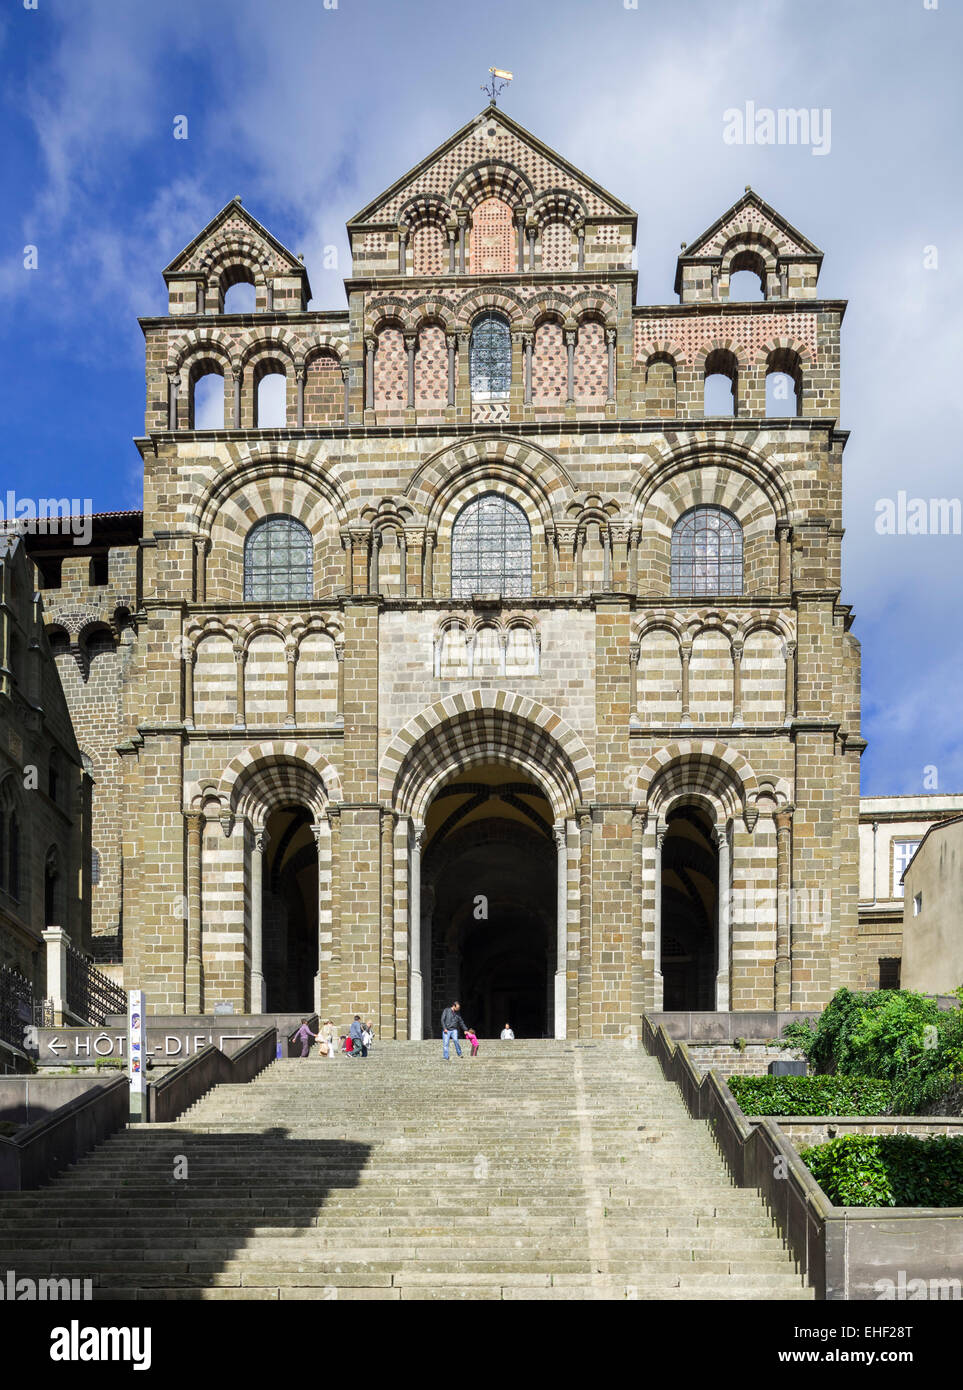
[217, 741, 343, 827]
[634, 740, 760, 829]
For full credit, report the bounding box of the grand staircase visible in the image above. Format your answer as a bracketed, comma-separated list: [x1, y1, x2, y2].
[0, 1041, 813, 1300]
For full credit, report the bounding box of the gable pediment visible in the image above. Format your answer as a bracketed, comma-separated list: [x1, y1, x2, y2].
[349, 107, 636, 227]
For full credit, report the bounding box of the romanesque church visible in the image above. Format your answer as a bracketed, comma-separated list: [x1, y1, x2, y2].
[20, 105, 865, 1037]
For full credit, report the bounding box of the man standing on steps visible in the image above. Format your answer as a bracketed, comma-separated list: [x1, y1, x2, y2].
[349, 1015, 367, 1058]
[441, 1000, 467, 1060]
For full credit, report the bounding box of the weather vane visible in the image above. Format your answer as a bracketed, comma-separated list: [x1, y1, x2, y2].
[482, 67, 513, 106]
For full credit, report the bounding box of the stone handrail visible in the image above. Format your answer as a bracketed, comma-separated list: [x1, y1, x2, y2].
[146, 1025, 278, 1123]
[0, 1075, 130, 1191]
[641, 1015, 832, 1295]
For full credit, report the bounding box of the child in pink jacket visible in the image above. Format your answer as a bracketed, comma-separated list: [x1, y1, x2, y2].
[465, 1027, 480, 1057]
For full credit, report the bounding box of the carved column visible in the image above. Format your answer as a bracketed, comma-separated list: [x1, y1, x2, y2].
[296, 366, 305, 428]
[446, 333, 457, 406]
[631, 809, 645, 1024]
[327, 804, 342, 1016]
[629, 640, 640, 719]
[565, 329, 576, 403]
[370, 530, 382, 593]
[232, 370, 242, 428]
[680, 643, 692, 723]
[554, 821, 568, 1039]
[364, 336, 376, 411]
[185, 813, 203, 1012]
[784, 640, 797, 722]
[285, 642, 297, 726]
[234, 641, 246, 727]
[715, 823, 731, 1010]
[409, 821, 425, 1039]
[526, 219, 537, 268]
[404, 333, 417, 411]
[652, 823, 665, 1009]
[167, 372, 179, 431]
[183, 643, 196, 727]
[628, 525, 640, 594]
[575, 528, 585, 594]
[777, 521, 792, 595]
[457, 210, 468, 273]
[380, 809, 396, 1037]
[424, 533, 435, 599]
[576, 220, 586, 271]
[731, 641, 744, 725]
[341, 365, 350, 425]
[397, 223, 408, 274]
[523, 332, 533, 404]
[577, 811, 592, 1037]
[398, 532, 408, 599]
[775, 807, 794, 1010]
[446, 219, 458, 274]
[606, 327, 617, 403]
[334, 641, 345, 724]
[250, 828, 268, 1014]
[515, 208, 526, 271]
[193, 538, 209, 603]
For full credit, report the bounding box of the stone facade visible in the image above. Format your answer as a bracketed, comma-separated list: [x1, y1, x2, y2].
[0, 536, 92, 988]
[22, 106, 870, 1034]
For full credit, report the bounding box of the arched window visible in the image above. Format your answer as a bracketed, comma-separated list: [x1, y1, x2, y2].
[671, 506, 743, 596]
[469, 312, 511, 401]
[243, 516, 313, 602]
[451, 493, 531, 598]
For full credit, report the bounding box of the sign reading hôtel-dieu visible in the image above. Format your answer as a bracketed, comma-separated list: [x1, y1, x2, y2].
[29, 1026, 260, 1066]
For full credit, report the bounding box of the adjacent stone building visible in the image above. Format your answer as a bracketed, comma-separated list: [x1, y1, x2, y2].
[22, 106, 872, 1034]
[0, 534, 91, 990]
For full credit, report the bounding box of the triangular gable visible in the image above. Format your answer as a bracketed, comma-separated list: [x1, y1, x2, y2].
[680, 190, 822, 261]
[348, 106, 636, 226]
[163, 198, 305, 278]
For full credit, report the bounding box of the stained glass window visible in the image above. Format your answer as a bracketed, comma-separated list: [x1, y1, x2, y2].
[469, 312, 511, 401]
[451, 493, 531, 598]
[670, 506, 743, 596]
[244, 516, 312, 602]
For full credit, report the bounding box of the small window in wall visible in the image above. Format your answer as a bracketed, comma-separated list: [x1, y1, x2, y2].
[913, 893, 923, 917]
[879, 958, 901, 989]
[89, 554, 109, 586]
[892, 839, 920, 897]
[35, 555, 63, 590]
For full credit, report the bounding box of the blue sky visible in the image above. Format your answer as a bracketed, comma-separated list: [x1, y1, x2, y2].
[1, 0, 961, 795]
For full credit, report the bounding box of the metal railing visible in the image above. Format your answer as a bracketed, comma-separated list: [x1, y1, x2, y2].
[65, 943, 126, 1026]
[0, 963, 48, 1049]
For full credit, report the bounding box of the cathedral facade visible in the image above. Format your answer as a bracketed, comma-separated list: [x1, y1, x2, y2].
[34, 107, 866, 1036]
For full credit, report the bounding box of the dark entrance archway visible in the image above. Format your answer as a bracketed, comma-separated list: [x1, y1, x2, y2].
[660, 804, 718, 1009]
[423, 769, 555, 1039]
[262, 805, 318, 1012]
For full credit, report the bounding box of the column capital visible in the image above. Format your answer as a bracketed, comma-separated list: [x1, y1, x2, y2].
[253, 829, 270, 855]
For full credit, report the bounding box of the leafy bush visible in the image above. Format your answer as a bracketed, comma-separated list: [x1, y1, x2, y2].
[727, 1074, 893, 1116]
[780, 987, 963, 1114]
[801, 1134, 963, 1207]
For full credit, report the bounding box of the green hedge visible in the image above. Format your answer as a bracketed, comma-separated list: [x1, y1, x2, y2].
[727, 1074, 893, 1116]
[801, 1134, 963, 1207]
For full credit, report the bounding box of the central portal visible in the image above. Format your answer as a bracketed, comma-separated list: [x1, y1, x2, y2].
[422, 768, 555, 1038]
